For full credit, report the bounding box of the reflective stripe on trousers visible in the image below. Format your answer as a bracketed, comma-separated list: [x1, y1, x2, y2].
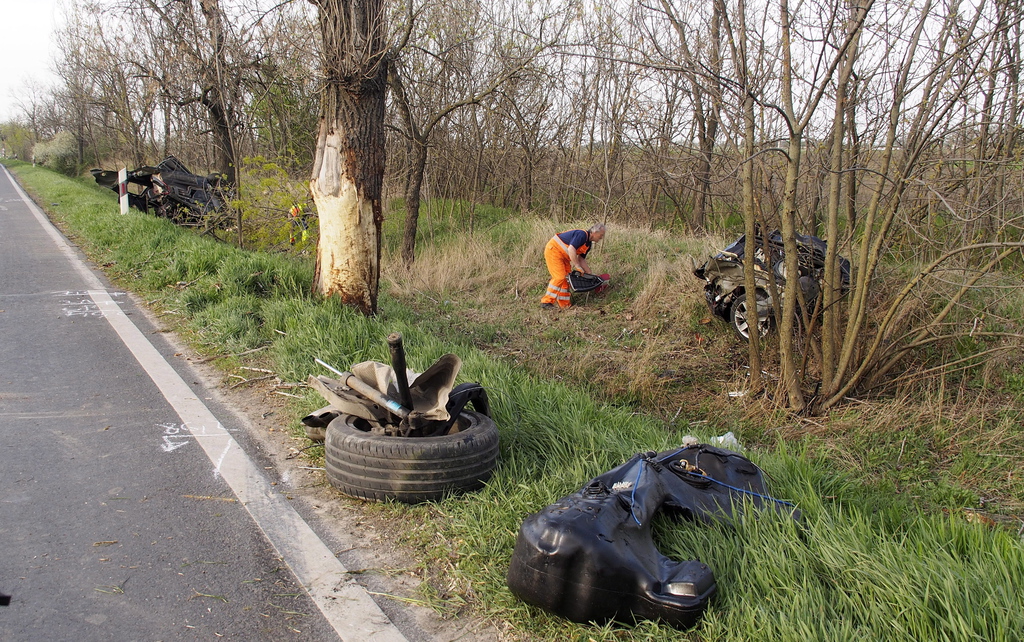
[541, 236, 573, 308]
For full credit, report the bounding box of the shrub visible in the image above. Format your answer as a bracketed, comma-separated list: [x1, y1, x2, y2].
[32, 131, 79, 176]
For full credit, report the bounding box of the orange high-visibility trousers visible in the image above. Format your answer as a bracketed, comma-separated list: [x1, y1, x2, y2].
[541, 237, 573, 308]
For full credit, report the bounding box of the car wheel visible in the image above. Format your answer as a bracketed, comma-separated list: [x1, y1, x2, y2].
[324, 411, 499, 503]
[730, 290, 772, 340]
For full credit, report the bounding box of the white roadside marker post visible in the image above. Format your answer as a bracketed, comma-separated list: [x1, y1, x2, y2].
[118, 168, 129, 215]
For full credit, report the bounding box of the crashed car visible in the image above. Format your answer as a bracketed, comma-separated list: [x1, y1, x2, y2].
[693, 229, 850, 339]
[90, 156, 224, 226]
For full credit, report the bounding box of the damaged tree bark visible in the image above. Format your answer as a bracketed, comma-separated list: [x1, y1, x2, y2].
[309, 0, 388, 315]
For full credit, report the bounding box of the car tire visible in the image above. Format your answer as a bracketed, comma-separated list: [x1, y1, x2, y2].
[730, 290, 772, 340]
[324, 411, 500, 503]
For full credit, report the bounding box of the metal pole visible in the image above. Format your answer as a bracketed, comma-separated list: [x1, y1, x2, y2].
[314, 358, 410, 419]
[387, 332, 415, 412]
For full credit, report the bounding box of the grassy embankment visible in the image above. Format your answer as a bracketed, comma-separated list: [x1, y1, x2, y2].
[6, 159, 1023, 641]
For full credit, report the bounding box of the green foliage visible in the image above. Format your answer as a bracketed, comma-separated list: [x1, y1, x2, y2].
[716, 208, 744, 234]
[1, 121, 36, 161]
[383, 197, 518, 253]
[678, 490, 1024, 641]
[234, 157, 317, 253]
[32, 131, 79, 176]
[246, 81, 319, 168]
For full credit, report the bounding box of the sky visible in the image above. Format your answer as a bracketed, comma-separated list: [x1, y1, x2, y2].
[0, 0, 62, 122]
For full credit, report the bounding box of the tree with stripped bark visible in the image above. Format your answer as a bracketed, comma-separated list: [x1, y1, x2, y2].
[308, 0, 389, 314]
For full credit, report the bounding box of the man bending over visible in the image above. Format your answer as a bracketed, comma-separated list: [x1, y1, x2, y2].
[540, 223, 606, 309]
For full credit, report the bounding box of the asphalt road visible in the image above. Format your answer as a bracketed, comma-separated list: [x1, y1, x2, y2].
[0, 168, 408, 641]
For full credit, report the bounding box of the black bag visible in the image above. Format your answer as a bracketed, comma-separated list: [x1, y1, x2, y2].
[567, 271, 608, 292]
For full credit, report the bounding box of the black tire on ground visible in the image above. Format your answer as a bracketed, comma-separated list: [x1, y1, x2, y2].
[324, 411, 500, 503]
[730, 290, 772, 340]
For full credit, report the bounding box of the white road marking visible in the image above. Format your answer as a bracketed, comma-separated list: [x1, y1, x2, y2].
[214, 439, 233, 478]
[3, 165, 408, 642]
[161, 436, 191, 452]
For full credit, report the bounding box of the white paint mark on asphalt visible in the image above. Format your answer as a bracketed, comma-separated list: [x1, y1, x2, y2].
[59, 291, 127, 318]
[3, 165, 409, 642]
[63, 305, 104, 317]
[161, 437, 190, 452]
[160, 423, 192, 452]
[214, 439, 233, 479]
[159, 422, 241, 452]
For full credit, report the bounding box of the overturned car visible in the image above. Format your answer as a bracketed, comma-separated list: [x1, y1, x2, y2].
[90, 156, 225, 226]
[693, 230, 850, 340]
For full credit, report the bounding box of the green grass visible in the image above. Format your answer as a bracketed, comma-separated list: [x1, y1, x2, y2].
[7, 159, 1023, 641]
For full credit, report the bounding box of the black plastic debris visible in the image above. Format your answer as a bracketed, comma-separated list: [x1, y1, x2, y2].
[506, 444, 799, 629]
[90, 156, 225, 226]
[567, 271, 610, 293]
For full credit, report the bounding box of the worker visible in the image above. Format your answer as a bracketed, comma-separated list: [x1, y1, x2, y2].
[289, 204, 310, 244]
[541, 223, 606, 309]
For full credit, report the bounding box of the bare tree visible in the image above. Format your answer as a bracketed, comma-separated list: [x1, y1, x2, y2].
[52, 4, 161, 167]
[715, 0, 767, 390]
[196, 0, 241, 185]
[132, 0, 251, 184]
[655, 0, 724, 232]
[388, 0, 560, 265]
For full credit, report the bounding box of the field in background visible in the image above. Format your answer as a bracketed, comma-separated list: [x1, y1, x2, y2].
[7, 160, 1023, 642]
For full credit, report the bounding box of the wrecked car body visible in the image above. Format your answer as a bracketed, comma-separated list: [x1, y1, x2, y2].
[693, 230, 850, 339]
[90, 156, 225, 226]
[507, 443, 799, 629]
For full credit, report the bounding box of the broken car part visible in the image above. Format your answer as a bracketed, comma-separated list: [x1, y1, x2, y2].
[304, 337, 499, 503]
[507, 444, 799, 629]
[568, 271, 611, 293]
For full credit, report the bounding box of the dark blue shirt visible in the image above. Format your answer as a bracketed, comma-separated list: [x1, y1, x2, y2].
[556, 230, 590, 257]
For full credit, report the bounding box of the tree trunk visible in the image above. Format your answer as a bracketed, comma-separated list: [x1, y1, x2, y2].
[778, 0, 805, 411]
[199, 0, 237, 185]
[200, 90, 237, 184]
[311, 0, 388, 315]
[822, 3, 863, 394]
[778, 136, 806, 411]
[731, 0, 762, 391]
[401, 142, 427, 266]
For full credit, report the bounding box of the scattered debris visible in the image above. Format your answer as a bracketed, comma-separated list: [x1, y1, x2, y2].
[567, 271, 611, 293]
[709, 431, 742, 450]
[303, 333, 498, 503]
